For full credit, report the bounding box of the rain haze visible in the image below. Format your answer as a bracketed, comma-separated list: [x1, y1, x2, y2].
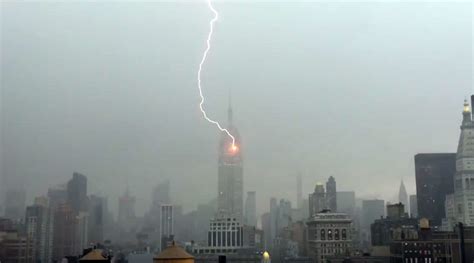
[1, 0, 472, 219]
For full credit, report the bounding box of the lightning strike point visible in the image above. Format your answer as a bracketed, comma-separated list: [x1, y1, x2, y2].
[197, 0, 236, 149]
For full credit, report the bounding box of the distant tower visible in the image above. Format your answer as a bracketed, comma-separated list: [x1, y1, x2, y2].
[296, 173, 302, 209]
[217, 100, 243, 219]
[398, 180, 408, 213]
[245, 191, 257, 227]
[160, 204, 174, 250]
[309, 183, 327, 216]
[409, 194, 418, 218]
[118, 188, 136, 231]
[451, 98, 474, 226]
[326, 176, 337, 212]
[67, 172, 88, 214]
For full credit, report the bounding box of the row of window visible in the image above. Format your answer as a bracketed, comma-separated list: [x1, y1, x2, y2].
[208, 229, 243, 247]
[318, 229, 347, 240]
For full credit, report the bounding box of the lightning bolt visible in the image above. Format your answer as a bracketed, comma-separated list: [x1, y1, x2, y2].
[197, 0, 236, 149]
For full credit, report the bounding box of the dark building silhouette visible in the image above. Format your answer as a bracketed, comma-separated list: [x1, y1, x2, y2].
[67, 172, 88, 214]
[414, 153, 455, 226]
[326, 176, 337, 212]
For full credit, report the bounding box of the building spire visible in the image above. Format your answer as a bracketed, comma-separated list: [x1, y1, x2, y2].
[228, 89, 233, 125]
[462, 98, 471, 125]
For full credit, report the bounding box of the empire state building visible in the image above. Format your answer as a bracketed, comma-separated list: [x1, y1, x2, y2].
[217, 103, 243, 220]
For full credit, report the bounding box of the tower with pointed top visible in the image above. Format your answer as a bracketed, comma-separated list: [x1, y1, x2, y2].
[451, 98, 474, 226]
[398, 180, 408, 212]
[217, 101, 243, 220]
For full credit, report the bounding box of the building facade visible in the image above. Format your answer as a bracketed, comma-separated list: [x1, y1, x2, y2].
[414, 153, 455, 226]
[217, 104, 243, 220]
[409, 195, 417, 218]
[326, 176, 337, 213]
[160, 204, 174, 250]
[67, 172, 88, 214]
[309, 184, 327, 217]
[451, 98, 474, 227]
[398, 181, 408, 213]
[244, 191, 257, 227]
[307, 211, 352, 262]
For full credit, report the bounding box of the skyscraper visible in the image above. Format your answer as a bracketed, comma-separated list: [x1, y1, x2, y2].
[361, 199, 385, 228]
[52, 203, 77, 261]
[217, 102, 243, 219]
[414, 153, 455, 226]
[118, 188, 136, 232]
[336, 191, 356, 215]
[451, 98, 474, 226]
[160, 204, 173, 250]
[409, 194, 417, 218]
[245, 191, 257, 227]
[25, 201, 51, 263]
[152, 180, 171, 207]
[67, 172, 88, 214]
[309, 183, 327, 216]
[88, 195, 105, 244]
[296, 173, 302, 210]
[398, 180, 408, 213]
[326, 176, 337, 212]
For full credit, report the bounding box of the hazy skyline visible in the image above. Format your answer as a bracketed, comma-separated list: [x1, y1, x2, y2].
[1, 1, 472, 216]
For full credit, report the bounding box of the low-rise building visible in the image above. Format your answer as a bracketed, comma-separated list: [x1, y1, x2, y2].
[307, 210, 353, 262]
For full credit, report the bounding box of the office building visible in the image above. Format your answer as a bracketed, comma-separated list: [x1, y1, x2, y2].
[244, 191, 257, 227]
[326, 176, 337, 213]
[307, 211, 352, 262]
[414, 153, 455, 226]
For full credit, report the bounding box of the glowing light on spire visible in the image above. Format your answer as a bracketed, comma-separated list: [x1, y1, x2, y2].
[197, 0, 236, 148]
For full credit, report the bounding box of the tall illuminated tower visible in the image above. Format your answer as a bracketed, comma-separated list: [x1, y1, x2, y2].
[217, 101, 243, 219]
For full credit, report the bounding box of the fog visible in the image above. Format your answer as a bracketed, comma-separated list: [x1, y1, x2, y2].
[1, 1, 472, 216]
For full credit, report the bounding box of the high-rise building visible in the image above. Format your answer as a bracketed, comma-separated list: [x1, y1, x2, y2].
[118, 188, 136, 232]
[160, 204, 173, 250]
[398, 180, 408, 213]
[160, 204, 173, 238]
[5, 188, 26, 220]
[244, 191, 257, 227]
[25, 201, 51, 263]
[88, 195, 105, 244]
[361, 200, 385, 227]
[269, 198, 278, 246]
[297, 173, 303, 210]
[409, 195, 417, 218]
[450, 98, 474, 227]
[414, 153, 455, 226]
[67, 172, 88, 214]
[52, 203, 77, 261]
[326, 176, 337, 212]
[309, 183, 327, 216]
[361, 199, 385, 246]
[217, 103, 243, 220]
[336, 191, 356, 215]
[153, 180, 171, 207]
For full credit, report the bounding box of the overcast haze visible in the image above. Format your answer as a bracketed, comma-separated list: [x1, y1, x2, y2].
[1, 1, 472, 216]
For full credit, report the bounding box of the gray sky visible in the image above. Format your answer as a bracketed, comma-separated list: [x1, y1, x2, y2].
[1, 1, 472, 216]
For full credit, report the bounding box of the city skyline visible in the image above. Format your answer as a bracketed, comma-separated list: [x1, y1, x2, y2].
[1, 1, 472, 217]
